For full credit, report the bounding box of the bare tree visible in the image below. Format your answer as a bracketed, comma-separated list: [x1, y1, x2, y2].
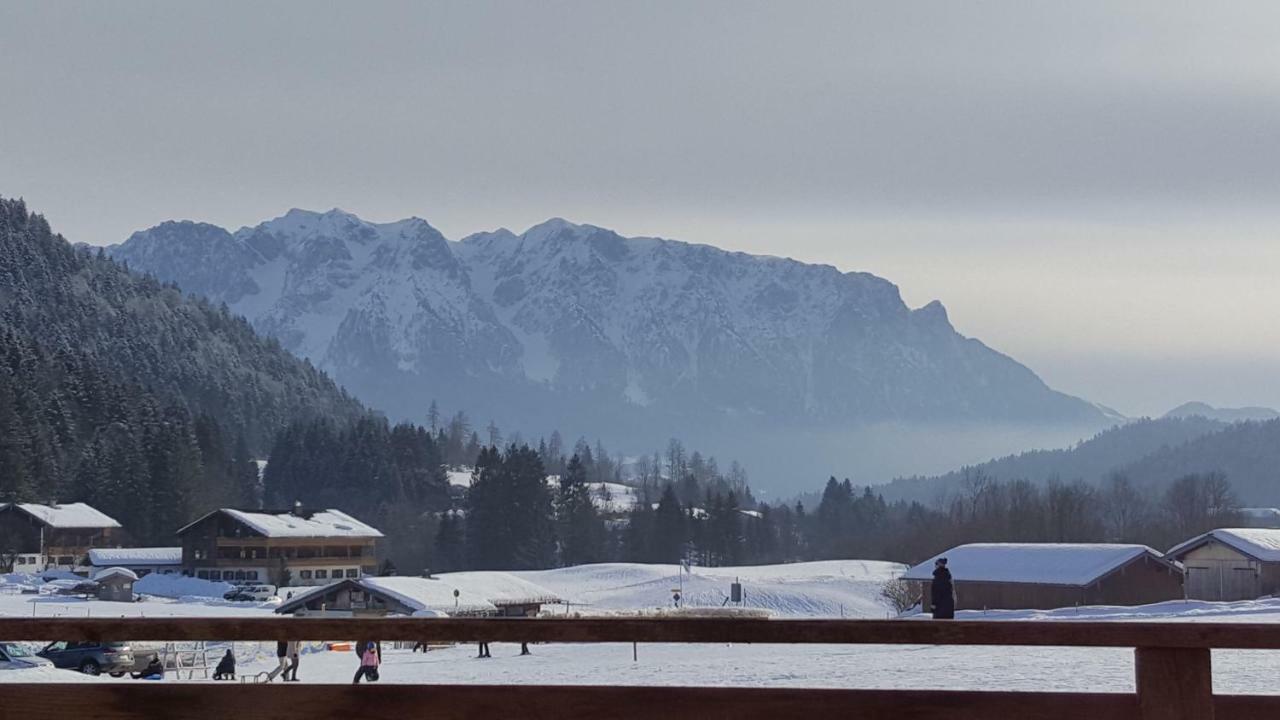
[880, 577, 920, 615]
[1102, 472, 1150, 542]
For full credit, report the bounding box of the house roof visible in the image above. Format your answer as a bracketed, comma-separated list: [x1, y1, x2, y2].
[88, 547, 182, 567]
[177, 508, 383, 539]
[1167, 528, 1280, 563]
[2, 502, 121, 529]
[273, 572, 562, 616]
[273, 577, 497, 616]
[92, 566, 139, 582]
[903, 543, 1175, 587]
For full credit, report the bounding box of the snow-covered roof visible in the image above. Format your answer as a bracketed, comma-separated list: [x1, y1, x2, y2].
[360, 576, 497, 615]
[436, 571, 563, 607]
[178, 508, 383, 538]
[3, 503, 121, 529]
[903, 543, 1172, 586]
[1167, 528, 1280, 563]
[88, 547, 182, 567]
[92, 567, 139, 582]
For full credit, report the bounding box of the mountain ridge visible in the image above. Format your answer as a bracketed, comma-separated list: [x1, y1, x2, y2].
[109, 208, 1110, 489]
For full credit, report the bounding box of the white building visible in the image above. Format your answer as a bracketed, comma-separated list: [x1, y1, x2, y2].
[87, 547, 182, 578]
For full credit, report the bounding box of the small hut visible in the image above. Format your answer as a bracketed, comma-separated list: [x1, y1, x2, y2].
[93, 567, 139, 602]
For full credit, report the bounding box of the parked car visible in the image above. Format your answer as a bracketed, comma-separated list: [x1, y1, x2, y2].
[38, 641, 137, 676]
[0, 642, 53, 670]
[226, 584, 278, 602]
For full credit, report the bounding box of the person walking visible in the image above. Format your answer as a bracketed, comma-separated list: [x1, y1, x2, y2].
[284, 640, 300, 681]
[931, 557, 955, 620]
[352, 641, 381, 684]
[477, 641, 490, 658]
[267, 640, 290, 681]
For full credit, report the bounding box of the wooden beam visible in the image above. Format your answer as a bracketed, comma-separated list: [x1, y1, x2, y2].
[6, 617, 1280, 648]
[0, 684, 1138, 720]
[1216, 695, 1280, 720]
[1136, 647, 1214, 720]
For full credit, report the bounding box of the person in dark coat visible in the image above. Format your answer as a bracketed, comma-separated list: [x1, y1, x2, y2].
[931, 557, 955, 619]
[213, 649, 236, 680]
[131, 655, 164, 680]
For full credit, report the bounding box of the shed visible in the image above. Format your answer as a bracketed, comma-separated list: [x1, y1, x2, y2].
[903, 543, 1184, 612]
[1166, 528, 1280, 601]
[93, 567, 139, 602]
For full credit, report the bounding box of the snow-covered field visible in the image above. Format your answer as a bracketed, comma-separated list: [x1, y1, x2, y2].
[8, 563, 1280, 693]
[513, 560, 903, 618]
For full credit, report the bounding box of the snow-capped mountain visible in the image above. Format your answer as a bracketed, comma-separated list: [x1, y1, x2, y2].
[110, 209, 1107, 486]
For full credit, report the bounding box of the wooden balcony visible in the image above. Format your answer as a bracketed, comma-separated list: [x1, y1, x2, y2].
[0, 616, 1270, 719]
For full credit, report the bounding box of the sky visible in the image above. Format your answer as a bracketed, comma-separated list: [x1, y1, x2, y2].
[2, 1, 1279, 417]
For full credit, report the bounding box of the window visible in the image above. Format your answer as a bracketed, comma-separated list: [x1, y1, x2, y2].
[197, 571, 209, 579]
[208, 571, 221, 581]
[234, 570, 246, 581]
[57, 556, 72, 565]
[345, 569, 359, 579]
[246, 570, 259, 580]
[315, 570, 328, 580]
[300, 570, 312, 580]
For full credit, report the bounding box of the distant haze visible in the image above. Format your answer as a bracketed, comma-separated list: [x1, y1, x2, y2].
[3, 1, 1279, 416]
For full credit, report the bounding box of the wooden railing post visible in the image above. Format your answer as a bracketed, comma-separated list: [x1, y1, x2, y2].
[1135, 646, 1214, 720]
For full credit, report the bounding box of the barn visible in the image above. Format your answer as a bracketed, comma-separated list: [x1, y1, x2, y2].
[1165, 528, 1280, 601]
[904, 543, 1184, 612]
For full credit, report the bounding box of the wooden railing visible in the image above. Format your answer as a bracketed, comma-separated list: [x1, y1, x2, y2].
[1, 617, 1276, 719]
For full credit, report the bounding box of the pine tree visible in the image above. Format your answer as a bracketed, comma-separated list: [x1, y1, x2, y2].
[557, 454, 604, 567]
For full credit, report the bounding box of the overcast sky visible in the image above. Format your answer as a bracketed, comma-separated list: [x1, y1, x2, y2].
[2, 1, 1279, 417]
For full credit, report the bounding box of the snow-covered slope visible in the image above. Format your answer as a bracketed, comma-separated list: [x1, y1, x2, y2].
[513, 560, 905, 618]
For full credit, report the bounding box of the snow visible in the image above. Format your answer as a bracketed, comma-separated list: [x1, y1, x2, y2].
[12, 561, 1280, 693]
[5, 502, 120, 528]
[203, 509, 383, 538]
[446, 469, 639, 514]
[514, 560, 903, 618]
[434, 572, 562, 607]
[88, 547, 182, 567]
[91, 567, 138, 581]
[1167, 528, 1280, 562]
[902, 543, 1170, 586]
[134, 574, 233, 599]
[360, 576, 496, 615]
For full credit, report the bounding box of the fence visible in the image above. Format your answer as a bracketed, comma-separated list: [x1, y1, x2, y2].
[1, 616, 1276, 719]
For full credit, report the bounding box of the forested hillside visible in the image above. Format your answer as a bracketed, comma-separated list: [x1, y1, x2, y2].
[878, 416, 1228, 502]
[1121, 419, 1280, 505]
[0, 197, 360, 542]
